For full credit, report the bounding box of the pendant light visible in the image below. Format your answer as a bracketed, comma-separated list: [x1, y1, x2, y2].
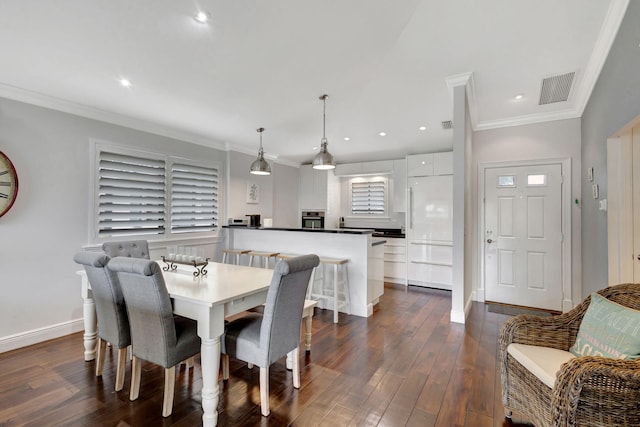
[312, 94, 336, 170]
[249, 127, 272, 175]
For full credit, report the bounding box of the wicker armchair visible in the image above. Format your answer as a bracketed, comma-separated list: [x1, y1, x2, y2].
[499, 283, 640, 427]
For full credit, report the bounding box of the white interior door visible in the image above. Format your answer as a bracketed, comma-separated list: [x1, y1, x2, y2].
[484, 164, 563, 311]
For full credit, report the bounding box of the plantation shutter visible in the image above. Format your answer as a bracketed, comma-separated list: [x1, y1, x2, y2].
[170, 162, 218, 232]
[98, 151, 166, 237]
[351, 179, 385, 215]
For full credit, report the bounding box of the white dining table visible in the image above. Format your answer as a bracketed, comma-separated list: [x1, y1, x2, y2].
[78, 260, 274, 427]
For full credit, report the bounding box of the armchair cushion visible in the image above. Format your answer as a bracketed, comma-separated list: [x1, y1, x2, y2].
[570, 293, 640, 359]
[507, 343, 575, 388]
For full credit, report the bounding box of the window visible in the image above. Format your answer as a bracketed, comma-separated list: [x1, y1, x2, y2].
[94, 144, 219, 240]
[97, 151, 166, 237]
[170, 162, 218, 233]
[527, 174, 547, 186]
[351, 178, 386, 215]
[497, 175, 516, 187]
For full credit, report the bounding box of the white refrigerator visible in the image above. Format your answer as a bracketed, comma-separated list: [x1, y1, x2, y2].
[406, 175, 453, 289]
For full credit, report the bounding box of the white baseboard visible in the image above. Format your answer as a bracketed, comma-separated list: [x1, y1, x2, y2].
[0, 318, 84, 354]
[450, 293, 474, 324]
[450, 309, 466, 324]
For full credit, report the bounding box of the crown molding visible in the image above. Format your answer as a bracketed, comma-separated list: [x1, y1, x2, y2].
[445, 72, 478, 128]
[0, 83, 230, 150]
[445, 72, 472, 89]
[0, 83, 304, 167]
[573, 0, 629, 117]
[474, 108, 581, 131]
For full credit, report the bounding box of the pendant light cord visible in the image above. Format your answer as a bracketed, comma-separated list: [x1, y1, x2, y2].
[320, 94, 328, 144]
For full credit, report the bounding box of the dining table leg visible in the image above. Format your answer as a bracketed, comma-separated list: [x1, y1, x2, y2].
[79, 272, 97, 361]
[200, 336, 221, 427]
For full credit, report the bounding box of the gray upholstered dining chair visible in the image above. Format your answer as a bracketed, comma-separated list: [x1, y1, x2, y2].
[222, 254, 320, 416]
[107, 257, 201, 417]
[73, 251, 130, 392]
[102, 240, 150, 259]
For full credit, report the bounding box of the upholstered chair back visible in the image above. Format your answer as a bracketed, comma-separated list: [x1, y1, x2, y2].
[102, 240, 150, 259]
[260, 254, 320, 365]
[74, 252, 130, 349]
[107, 257, 200, 368]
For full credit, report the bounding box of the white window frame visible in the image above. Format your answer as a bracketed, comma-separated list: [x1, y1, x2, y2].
[349, 176, 388, 217]
[90, 141, 221, 243]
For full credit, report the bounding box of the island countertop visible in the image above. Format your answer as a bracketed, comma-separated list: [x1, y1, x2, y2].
[222, 225, 374, 235]
[224, 226, 384, 318]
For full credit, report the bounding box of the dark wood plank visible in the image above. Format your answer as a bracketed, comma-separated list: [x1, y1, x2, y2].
[0, 283, 537, 426]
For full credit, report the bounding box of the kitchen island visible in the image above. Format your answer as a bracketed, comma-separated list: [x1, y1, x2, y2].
[223, 226, 385, 318]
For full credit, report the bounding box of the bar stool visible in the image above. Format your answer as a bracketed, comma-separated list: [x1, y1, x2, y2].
[247, 251, 280, 269]
[308, 257, 350, 324]
[275, 253, 300, 260]
[222, 249, 250, 265]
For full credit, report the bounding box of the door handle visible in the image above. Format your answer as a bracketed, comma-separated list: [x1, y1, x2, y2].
[487, 239, 494, 244]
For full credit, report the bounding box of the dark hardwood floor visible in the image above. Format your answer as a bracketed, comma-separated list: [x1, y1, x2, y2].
[0, 284, 535, 426]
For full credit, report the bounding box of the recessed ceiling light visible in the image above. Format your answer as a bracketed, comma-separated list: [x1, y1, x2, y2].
[194, 11, 210, 24]
[379, 132, 386, 137]
[344, 137, 350, 141]
[119, 78, 131, 87]
[514, 93, 524, 100]
[419, 126, 426, 131]
[312, 146, 318, 150]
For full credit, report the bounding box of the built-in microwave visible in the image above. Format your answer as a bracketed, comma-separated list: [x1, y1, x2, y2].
[301, 211, 325, 229]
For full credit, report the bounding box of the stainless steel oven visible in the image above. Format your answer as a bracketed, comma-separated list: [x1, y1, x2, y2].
[301, 211, 325, 229]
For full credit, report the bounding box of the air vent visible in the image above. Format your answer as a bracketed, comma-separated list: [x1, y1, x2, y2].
[539, 72, 575, 105]
[441, 120, 453, 129]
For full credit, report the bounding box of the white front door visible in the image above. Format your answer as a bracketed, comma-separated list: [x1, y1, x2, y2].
[484, 163, 563, 311]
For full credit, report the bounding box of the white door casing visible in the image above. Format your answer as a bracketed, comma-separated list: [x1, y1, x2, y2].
[483, 163, 563, 311]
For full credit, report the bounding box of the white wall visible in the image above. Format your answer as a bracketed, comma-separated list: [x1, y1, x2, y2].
[0, 97, 228, 351]
[451, 83, 467, 323]
[472, 118, 582, 305]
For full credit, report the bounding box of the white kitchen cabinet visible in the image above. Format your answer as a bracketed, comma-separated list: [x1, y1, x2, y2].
[334, 160, 393, 177]
[361, 160, 393, 174]
[392, 159, 407, 212]
[334, 163, 363, 176]
[433, 151, 453, 175]
[383, 238, 406, 284]
[407, 153, 434, 177]
[299, 164, 329, 211]
[407, 152, 453, 177]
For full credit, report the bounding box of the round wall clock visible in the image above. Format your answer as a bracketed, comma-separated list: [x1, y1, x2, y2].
[0, 151, 19, 218]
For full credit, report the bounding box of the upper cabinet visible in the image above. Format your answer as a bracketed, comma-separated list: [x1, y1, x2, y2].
[299, 164, 330, 211]
[334, 160, 393, 176]
[433, 152, 453, 175]
[407, 151, 453, 177]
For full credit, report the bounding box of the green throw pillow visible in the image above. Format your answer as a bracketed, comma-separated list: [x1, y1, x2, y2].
[570, 292, 640, 359]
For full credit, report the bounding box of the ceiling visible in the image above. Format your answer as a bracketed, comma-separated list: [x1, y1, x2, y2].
[0, 0, 628, 166]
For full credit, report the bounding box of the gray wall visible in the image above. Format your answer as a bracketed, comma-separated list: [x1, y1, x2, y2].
[226, 150, 299, 228]
[227, 151, 274, 222]
[272, 162, 300, 228]
[0, 97, 228, 345]
[581, 1, 640, 296]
